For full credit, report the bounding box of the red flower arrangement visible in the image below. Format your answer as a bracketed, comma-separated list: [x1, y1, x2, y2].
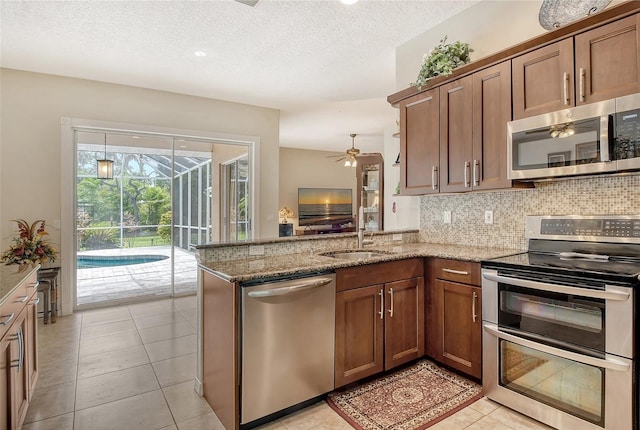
[1, 219, 58, 265]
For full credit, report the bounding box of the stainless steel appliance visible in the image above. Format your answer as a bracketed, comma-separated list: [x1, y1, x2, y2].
[241, 273, 336, 427]
[482, 215, 640, 430]
[508, 93, 640, 180]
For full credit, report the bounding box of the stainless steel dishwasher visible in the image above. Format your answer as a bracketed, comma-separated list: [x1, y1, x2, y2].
[241, 273, 336, 425]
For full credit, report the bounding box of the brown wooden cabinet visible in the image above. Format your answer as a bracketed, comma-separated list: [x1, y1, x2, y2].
[26, 295, 39, 397]
[426, 258, 482, 379]
[401, 60, 515, 196]
[439, 76, 473, 193]
[472, 61, 514, 191]
[335, 259, 424, 387]
[399, 88, 439, 195]
[513, 13, 640, 119]
[575, 13, 640, 105]
[512, 38, 574, 119]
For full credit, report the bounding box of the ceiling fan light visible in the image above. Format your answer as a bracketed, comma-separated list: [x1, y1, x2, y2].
[344, 159, 351, 167]
[351, 158, 357, 167]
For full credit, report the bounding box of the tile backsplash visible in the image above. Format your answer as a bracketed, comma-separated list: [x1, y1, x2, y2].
[419, 174, 640, 251]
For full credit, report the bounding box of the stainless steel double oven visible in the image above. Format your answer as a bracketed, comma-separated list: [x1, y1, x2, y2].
[482, 215, 640, 430]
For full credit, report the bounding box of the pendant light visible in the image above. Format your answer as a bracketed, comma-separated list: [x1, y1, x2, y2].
[96, 133, 114, 179]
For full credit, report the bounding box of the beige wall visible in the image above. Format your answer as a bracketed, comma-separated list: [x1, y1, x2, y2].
[0, 68, 280, 250]
[279, 147, 357, 231]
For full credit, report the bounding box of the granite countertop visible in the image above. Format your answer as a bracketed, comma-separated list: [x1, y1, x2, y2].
[0, 263, 39, 306]
[199, 242, 520, 283]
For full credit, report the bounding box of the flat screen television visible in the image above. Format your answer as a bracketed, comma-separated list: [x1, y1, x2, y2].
[298, 188, 353, 227]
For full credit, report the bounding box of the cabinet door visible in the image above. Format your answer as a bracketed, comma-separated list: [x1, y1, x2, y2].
[384, 277, 425, 370]
[575, 13, 640, 105]
[512, 38, 574, 119]
[435, 279, 482, 379]
[472, 61, 513, 191]
[26, 296, 38, 397]
[1, 309, 29, 430]
[1, 331, 11, 430]
[335, 285, 384, 388]
[12, 310, 29, 430]
[439, 76, 473, 193]
[399, 88, 440, 195]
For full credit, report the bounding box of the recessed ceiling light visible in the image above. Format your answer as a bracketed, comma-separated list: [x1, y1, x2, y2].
[131, 136, 140, 139]
[180, 145, 187, 148]
[340, 0, 359, 4]
[194, 50, 207, 57]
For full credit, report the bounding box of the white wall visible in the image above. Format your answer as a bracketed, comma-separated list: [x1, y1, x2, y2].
[0, 68, 280, 248]
[279, 147, 357, 231]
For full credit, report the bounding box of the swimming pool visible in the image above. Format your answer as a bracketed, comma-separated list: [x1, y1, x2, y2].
[77, 254, 169, 269]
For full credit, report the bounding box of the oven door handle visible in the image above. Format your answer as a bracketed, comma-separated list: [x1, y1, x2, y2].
[483, 323, 630, 372]
[482, 272, 630, 302]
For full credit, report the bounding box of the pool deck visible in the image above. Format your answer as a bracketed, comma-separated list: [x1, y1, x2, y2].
[77, 246, 197, 307]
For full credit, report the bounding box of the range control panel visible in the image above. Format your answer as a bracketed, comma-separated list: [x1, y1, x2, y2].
[526, 216, 640, 242]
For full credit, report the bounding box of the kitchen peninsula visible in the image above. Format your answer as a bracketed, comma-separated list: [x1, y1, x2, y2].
[195, 231, 517, 430]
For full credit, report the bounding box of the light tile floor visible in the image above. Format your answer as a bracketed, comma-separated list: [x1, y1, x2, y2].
[25, 296, 554, 430]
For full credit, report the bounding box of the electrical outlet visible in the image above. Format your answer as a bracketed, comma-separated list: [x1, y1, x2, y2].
[485, 210, 494, 224]
[392, 233, 402, 241]
[443, 211, 452, 224]
[249, 245, 265, 256]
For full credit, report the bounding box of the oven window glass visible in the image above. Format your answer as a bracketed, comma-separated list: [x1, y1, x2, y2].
[613, 108, 640, 160]
[499, 340, 604, 427]
[511, 117, 602, 171]
[499, 284, 605, 352]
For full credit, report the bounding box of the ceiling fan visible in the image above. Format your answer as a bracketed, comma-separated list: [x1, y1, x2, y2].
[525, 119, 593, 138]
[327, 133, 361, 167]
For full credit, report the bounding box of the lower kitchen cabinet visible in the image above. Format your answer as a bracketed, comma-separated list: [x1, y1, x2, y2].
[426, 258, 482, 379]
[1, 307, 30, 430]
[335, 259, 424, 387]
[0, 267, 42, 430]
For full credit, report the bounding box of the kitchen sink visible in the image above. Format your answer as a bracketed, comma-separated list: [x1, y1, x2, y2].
[320, 250, 391, 260]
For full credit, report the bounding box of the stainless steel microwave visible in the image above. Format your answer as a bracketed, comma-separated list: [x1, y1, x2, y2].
[507, 93, 640, 180]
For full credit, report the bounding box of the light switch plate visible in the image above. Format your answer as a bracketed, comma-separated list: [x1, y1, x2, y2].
[485, 210, 494, 224]
[443, 211, 452, 224]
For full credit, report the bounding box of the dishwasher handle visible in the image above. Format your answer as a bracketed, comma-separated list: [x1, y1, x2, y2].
[247, 277, 333, 298]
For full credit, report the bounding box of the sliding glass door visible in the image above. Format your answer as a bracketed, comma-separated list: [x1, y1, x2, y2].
[75, 130, 250, 308]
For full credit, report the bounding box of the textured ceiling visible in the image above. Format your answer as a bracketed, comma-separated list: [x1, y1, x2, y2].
[0, 0, 480, 153]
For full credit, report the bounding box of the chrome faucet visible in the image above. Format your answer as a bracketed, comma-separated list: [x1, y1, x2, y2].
[357, 206, 374, 249]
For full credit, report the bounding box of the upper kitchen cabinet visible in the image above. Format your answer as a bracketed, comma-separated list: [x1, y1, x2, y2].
[399, 88, 440, 195]
[513, 13, 640, 119]
[512, 39, 574, 119]
[472, 61, 513, 191]
[575, 13, 640, 105]
[439, 75, 473, 193]
[356, 153, 384, 231]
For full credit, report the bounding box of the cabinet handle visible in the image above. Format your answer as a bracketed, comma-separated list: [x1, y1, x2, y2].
[28, 281, 39, 289]
[472, 291, 478, 323]
[473, 160, 479, 187]
[563, 72, 570, 105]
[579, 68, 585, 102]
[0, 313, 15, 326]
[464, 161, 471, 187]
[432, 166, 438, 190]
[388, 288, 394, 318]
[15, 295, 29, 304]
[442, 268, 469, 276]
[18, 327, 24, 371]
[30, 296, 41, 306]
[378, 289, 384, 320]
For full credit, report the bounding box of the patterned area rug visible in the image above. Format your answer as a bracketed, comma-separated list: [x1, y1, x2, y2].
[327, 360, 483, 430]
[503, 348, 548, 383]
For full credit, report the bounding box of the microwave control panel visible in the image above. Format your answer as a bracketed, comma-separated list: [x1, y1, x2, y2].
[540, 218, 640, 238]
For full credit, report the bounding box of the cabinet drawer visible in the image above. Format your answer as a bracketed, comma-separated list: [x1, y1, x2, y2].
[336, 258, 424, 292]
[431, 258, 480, 285]
[0, 271, 38, 339]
